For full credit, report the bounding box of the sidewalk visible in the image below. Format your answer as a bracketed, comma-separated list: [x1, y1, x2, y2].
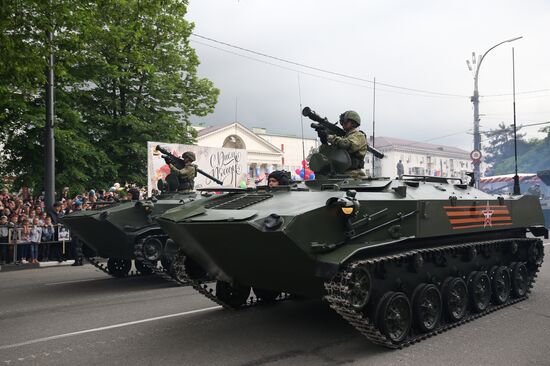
[0, 260, 76, 272]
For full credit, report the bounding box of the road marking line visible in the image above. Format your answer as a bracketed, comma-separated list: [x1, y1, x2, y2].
[45, 278, 109, 286]
[0, 306, 221, 350]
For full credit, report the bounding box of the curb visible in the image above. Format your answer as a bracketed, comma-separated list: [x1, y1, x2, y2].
[0, 260, 76, 272]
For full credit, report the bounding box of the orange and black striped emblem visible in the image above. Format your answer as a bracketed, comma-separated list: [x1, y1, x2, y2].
[444, 201, 513, 230]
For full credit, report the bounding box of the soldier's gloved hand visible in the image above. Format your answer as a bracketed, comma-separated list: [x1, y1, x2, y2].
[163, 157, 171, 165]
[317, 129, 328, 143]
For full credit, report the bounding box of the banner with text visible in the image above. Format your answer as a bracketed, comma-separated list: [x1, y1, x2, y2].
[147, 142, 248, 195]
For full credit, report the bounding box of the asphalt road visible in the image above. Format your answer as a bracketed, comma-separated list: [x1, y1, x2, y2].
[1, 242, 550, 366]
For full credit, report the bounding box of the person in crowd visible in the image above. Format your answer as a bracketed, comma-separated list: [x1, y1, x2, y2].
[128, 186, 140, 200]
[38, 212, 46, 226]
[318, 110, 368, 177]
[88, 190, 97, 203]
[0, 215, 9, 264]
[49, 202, 64, 262]
[397, 160, 405, 178]
[59, 186, 70, 201]
[64, 199, 73, 215]
[17, 219, 31, 264]
[29, 217, 42, 264]
[267, 171, 291, 188]
[71, 237, 84, 266]
[41, 216, 55, 262]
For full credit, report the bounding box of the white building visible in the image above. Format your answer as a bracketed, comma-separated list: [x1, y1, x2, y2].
[194, 123, 477, 182]
[194, 122, 319, 178]
[369, 136, 474, 180]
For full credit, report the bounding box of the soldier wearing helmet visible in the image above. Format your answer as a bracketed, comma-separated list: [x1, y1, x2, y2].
[167, 151, 198, 191]
[321, 110, 368, 177]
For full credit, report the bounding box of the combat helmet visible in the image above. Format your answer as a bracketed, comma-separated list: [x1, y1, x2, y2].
[182, 151, 196, 162]
[339, 110, 361, 126]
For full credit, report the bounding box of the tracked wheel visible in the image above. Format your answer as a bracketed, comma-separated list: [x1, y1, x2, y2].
[216, 281, 251, 308]
[511, 262, 529, 298]
[528, 241, 544, 266]
[135, 259, 154, 275]
[442, 277, 468, 322]
[412, 284, 442, 333]
[376, 292, 412, 344]
[468, 271, 491, 312]
[107, 258, 131, 278]
[349, 266, 372, 310]
[142, 237, 163, 262]
[170, 250, 187, 283]
[491, 266, 511, 304]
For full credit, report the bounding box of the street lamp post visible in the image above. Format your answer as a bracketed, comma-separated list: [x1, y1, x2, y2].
[466, 36, 522, 187]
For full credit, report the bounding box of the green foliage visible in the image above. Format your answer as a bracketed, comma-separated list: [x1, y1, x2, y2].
[485, 123, 550, 175]
[0, 0, 219, 193]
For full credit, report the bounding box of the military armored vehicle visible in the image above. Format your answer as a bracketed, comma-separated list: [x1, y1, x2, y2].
[61, 145, 222, 280]
[156, 108, 547, 348]
[537, 170, 550, 228]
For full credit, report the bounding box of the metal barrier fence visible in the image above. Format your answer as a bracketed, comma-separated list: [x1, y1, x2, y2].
[0, 224, 72, 263]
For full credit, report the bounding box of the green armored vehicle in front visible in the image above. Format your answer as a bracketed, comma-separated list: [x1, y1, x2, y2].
[157, 108, 547, 348]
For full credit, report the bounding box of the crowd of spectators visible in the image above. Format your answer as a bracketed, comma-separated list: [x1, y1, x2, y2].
[0, 183, 143, 265]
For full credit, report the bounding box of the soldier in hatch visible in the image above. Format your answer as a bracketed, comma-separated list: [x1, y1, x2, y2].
[267, 171, 291, 188]
[167, 151, 198, 191]
[317, 110, 368, 177]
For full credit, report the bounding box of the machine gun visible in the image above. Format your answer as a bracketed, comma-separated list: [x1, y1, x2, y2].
[155, 145, 224, 185]
[302, 107, 385, 159]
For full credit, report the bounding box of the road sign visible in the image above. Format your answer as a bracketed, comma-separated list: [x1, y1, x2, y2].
[470, 149, 482, 161]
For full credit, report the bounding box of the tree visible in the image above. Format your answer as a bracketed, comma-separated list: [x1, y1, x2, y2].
[0, 0, 219, 194]
[484, 123, 550, 175]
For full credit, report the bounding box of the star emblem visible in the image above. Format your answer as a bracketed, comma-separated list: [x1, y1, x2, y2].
[481, 201, 494, 228]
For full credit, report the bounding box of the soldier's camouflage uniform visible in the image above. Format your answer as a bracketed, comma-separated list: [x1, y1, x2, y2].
[169, 163, 198, 191]
[327, 129, 368, 177]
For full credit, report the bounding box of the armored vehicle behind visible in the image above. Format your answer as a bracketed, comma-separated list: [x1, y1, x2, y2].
[60, 145, 223, 279]
[61, 193, 195, 278]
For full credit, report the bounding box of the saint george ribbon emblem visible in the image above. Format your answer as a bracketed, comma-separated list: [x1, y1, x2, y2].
[481, 201, 494, 227]
[444, 201, 512, 230]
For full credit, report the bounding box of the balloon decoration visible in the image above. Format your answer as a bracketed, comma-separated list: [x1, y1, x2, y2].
[295, 162, 315, 181]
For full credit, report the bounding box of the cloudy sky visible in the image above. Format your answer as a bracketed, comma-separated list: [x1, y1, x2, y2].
[186, 0, 550, 151]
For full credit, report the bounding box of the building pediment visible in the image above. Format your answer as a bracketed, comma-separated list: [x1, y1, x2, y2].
[196, 122, 282, 156]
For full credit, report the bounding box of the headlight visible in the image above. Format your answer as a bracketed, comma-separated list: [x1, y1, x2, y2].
[327, 190, 360, 216]
[341, 207, 355, 215]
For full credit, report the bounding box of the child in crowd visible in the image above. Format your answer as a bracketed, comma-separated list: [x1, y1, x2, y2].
[29, 217, 42, 264]
[41, 216, 55, 261]
[17, 219, 31, 264]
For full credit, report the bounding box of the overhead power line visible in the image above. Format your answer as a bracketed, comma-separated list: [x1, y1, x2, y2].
[191, 39, 463, 99]
[480, 121, 550, 135]
[191, 33, 468, 98]
[482, 89, 550, 98]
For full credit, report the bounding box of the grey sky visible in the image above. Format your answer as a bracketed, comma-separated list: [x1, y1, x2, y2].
[187, 0, 550, 151]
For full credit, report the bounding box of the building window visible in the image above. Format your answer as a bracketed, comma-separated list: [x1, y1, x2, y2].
[223, 134, 246, 149]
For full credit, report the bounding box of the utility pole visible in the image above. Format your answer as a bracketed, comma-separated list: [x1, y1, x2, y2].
[44, 10, 56, 214]
[372, 77, 376, 177]
[466, 36, 522, 187]
[512, 47, 521, 195]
